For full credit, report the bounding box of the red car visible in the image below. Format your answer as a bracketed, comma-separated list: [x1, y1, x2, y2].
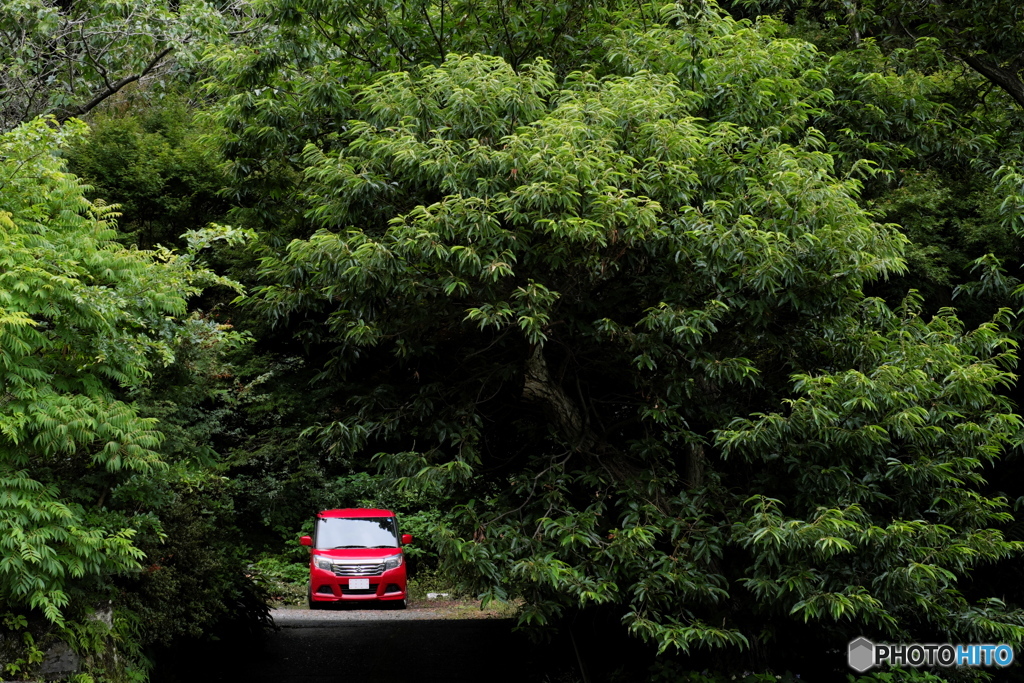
[300, 508, 413, 609]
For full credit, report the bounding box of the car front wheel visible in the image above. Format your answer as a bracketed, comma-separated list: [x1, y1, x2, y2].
[308, 584, 324, 610]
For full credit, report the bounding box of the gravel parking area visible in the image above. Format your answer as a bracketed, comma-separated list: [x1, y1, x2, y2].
[271, 598, 515, 623]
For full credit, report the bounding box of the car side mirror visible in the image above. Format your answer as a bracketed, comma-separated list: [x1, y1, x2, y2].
[401, 534, 413, 545]
[299, 535, 312, 547]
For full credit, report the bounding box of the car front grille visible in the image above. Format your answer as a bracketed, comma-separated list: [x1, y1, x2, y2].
[332, 563, 385, 577]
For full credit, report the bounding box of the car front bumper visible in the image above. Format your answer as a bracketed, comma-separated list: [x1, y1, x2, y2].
[309, 565, 408, 603]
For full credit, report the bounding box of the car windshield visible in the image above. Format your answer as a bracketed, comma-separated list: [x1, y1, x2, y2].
[315, 516, 398, 549]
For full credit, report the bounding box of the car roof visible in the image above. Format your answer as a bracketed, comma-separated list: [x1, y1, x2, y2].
[317, 508, 395, 518]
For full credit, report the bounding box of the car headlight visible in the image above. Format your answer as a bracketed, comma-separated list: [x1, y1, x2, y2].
[383, 555, 403, 571]
[314, 557, 333, 571]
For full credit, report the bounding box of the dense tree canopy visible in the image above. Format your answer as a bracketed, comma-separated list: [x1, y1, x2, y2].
[4, 0, 1024, 680]
[244, 29, 1024, 661]
[730, 0, 1024, 109]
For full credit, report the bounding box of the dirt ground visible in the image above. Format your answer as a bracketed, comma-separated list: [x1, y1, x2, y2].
[271, 596, 518, 621]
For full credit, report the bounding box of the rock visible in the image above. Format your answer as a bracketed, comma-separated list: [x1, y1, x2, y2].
[92, 604, 113, 628]
[38, 640, 80, 680]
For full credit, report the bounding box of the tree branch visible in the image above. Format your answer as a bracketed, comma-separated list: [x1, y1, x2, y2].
[58, 45, 174, 121]
[959, 53, 1024, 109]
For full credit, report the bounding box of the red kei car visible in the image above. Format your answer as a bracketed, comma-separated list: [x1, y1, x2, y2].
[300, 508, 413, 609]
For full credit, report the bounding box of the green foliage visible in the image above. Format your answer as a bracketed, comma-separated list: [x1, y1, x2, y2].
[0, 115, 245, 633]
[717, 0, 1024, 318]
[104, 267, 274, 649]
[605, 5, 831, 136]
[2, 0, 1021, 678]
[233, 16, 1017, 658]
[218, 353, 358, 535]
[258, 0, 629, 74]
[406, 566, 467, 601]
[63, 608, 150, 683]
[66, 97, 232, 250]
[719, 298, 1024, 642]
[1, 611, 45, 680]
[0, 0, 238, 130]
[1, 606, 150, 682]
[118, 473, 271, 647]
[200, 0, 651, 244]
[727, 0, 1024, 106]
[0, 470, 145, 624]
[251, 554, 308, 605]
[223, 5, 1024, 668]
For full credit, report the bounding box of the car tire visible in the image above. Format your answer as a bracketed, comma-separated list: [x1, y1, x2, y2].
[308, 584, 323, 610]
[394, 598, 408, 610]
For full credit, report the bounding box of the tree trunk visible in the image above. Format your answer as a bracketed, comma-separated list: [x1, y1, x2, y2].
[522, 343, 595, 452]
[686, 444, 706, 489]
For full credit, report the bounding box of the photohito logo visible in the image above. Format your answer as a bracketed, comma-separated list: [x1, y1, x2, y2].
[848, 637, 1015, 672]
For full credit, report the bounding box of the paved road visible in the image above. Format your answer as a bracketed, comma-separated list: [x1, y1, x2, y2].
[155, 607, 574, 682]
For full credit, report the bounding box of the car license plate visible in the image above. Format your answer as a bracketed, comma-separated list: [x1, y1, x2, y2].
[349, 578, 370, 590]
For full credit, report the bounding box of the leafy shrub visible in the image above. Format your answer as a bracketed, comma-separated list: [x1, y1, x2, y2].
[406, 567, 469, 601]
[250, 556, 309, 606]
[1, 607, 150, 683]
[118, 475, 271, 647]
[67, 95, 231, 250]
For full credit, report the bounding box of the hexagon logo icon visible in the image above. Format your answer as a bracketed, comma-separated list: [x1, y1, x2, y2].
[848, 637, 875, 672]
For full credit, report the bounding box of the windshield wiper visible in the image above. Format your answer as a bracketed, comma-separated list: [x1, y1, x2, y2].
[368, 545, 397, 548]
[329, 545, 368, 549]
